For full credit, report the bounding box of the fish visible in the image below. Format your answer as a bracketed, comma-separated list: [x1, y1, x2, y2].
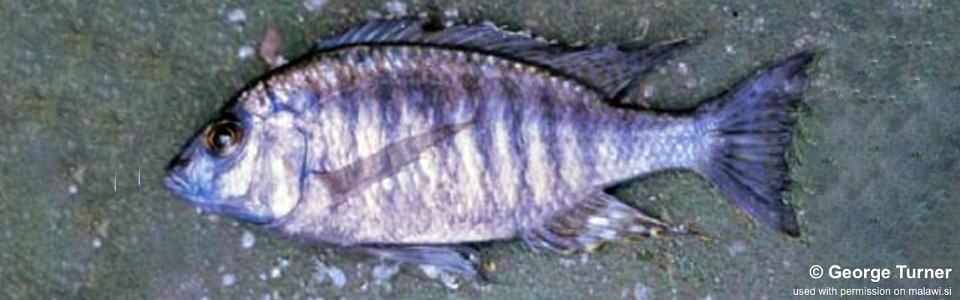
[164, 18, 813, 278]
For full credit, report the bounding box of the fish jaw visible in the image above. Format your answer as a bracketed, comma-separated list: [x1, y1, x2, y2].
[164, 172, 276, 224]
[163, 171, 200, 202]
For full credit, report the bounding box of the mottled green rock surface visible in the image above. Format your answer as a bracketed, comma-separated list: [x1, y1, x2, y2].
[1, 0, 957, 299]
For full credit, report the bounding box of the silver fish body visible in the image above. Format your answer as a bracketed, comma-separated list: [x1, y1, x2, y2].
[165, 19, 812, 276]
[263, 46, 706, 245]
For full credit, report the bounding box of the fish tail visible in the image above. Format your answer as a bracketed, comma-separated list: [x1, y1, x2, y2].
[694, 52, 814, 236]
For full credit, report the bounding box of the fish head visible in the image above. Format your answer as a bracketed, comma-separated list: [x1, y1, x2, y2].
[164, 108, 307, 224]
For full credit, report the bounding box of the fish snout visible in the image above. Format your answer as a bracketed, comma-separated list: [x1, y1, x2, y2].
[166, 153, 191, 172]
[164, 153, 195, 196]
[163, 174, 183, 191]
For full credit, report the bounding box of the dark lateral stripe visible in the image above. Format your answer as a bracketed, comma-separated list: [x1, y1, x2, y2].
[399, 71, 435, 204]
[400, 72, 433, 129]
[577, 102, 599, 185]
[500, 76, 522, 102]
[421, 70, 446, 126]
[459, 72, 483, 102]
[465, 73, 497, 217]
[475, 118, 497, 217]
[499, 77, 525, 214]
[508, 85, 530, 211]
[338, 86, 359, 165]
[540, 86, 565, 196]
[375, 76, 399, 205]
[376, 76, 398, 141]
[402, 73, 429, 204]
[617, 113, 636, 167]
[423, 70, 454, 205]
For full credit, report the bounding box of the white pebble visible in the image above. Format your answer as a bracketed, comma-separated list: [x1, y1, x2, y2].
[443, 7, 459, 19]
[727, 240, 748, 257]
[438, 272, 460, 290]
[810, 10, 822, 19]
[419, 265, 460, 290]
[241, 230, 255, 249]
[372, 263, 400, 282]
[642, 84, 655, 99]
[68, 183, 78, 195]
[303, 0, 327, 12]
[420, 264, 441, 279]
[237, 45, 255, 60]
[365, 10, 383, 20]
[226, 9, 247, 24]
[383, 0, 407, 16]
[441, 8, 459, 27]
[222, 273, 236, 286]
[272, 56, 288, 67]
[326, 266, 347, 289]
[270, 267, 282, 278]
[92, 238, 101, 248]
[634, 283, 652, 300]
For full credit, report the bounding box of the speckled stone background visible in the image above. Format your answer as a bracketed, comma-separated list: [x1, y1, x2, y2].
[1, 0, 957, 299]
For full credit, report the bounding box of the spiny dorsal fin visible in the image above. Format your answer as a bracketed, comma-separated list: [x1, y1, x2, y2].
[316, 18, 686, 100]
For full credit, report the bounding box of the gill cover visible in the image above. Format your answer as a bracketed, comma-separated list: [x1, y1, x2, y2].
[165, 110, 307, 224]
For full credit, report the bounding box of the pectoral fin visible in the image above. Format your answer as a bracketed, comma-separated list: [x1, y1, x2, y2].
[316, 121, 473, 195]
[521, 190, 688, 254]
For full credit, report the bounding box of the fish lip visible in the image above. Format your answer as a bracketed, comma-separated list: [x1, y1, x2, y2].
[163, 174, 219, 213]
[164, 173, 223, 214]
[163, 172, 196, 198]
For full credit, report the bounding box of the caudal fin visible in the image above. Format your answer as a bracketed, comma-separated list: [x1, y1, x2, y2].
[695, 52, 814, 237]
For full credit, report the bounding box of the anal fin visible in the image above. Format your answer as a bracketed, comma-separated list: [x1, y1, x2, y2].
[521, 191, 687, 254]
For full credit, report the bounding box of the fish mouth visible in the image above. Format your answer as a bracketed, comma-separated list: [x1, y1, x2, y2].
[163, 173, 198, 200]
[163, 173, 224, 215]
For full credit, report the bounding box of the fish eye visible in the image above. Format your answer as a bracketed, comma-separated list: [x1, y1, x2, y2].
[203, 119, 244, 155]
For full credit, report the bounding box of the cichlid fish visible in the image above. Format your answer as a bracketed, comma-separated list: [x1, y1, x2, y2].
[165, 19, 813, 277]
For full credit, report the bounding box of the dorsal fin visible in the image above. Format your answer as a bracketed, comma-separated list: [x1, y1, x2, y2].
[315, 18, 686, 100]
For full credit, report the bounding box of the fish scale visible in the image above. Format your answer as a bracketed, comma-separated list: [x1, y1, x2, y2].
[165, 19, 812, 278]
